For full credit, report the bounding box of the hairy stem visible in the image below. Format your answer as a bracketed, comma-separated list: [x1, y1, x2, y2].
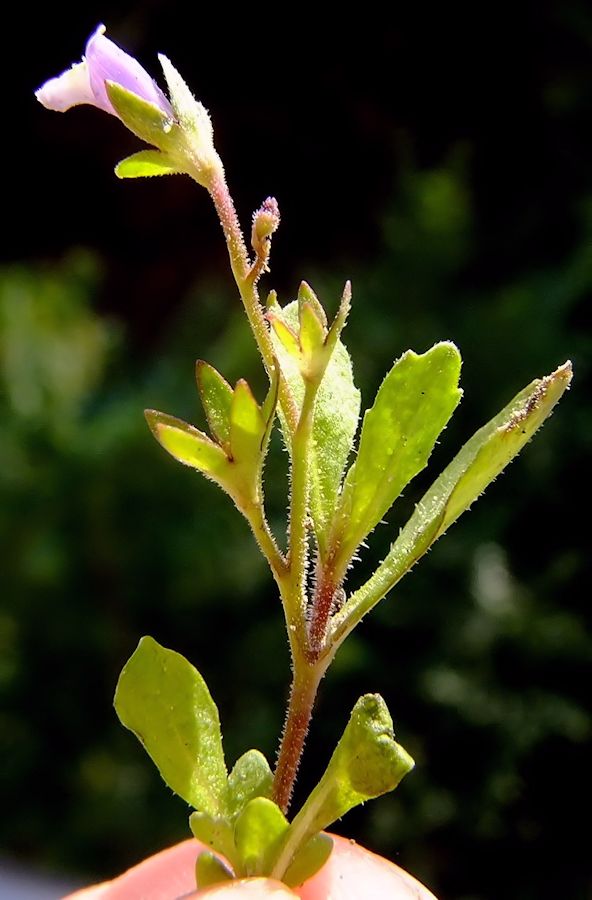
[207, 170, 298, 433]
[239, 497, 288, 587]
[273, 659, 325, 814]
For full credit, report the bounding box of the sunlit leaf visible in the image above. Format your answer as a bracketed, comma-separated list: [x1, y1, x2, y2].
[227, 749, 274, 819]
[115, 636, 228, 816]
[145, 409, 228, 476]
[271, 694, 413, 880]
[196, 361, 234, 450]
[234, 797, 288, 877]
[333, 342, 462, 570]
[335, 361, 573, 633]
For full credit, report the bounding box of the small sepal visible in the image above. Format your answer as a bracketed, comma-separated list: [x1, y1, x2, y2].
[158, 54, 222, 187]
[105, 80, 177, 150]
[115, 149, 184, 178]
[146, 364, 278, 510]
[267, 281, 350, 385]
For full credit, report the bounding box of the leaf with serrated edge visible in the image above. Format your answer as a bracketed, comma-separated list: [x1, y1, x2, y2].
[195, 852, 234, 889]
[116, 150, 182, 178]
[227, 749, 273, 819]
[196, 361, 234, 450]
[271, 301, 360, 558]
[115, 637, 228, 816]
[333, 362, 572, 638]
[333, 342, 462, 572]
[271, 694, 413, 880]
[145, 410, 228, 476]
[234, 797, 288, 877]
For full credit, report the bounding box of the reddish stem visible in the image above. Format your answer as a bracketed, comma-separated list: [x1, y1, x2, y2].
[273, 664, 323, 814]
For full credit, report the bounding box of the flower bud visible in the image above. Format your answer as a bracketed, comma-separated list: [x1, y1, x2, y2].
[251, 197, 281, 259]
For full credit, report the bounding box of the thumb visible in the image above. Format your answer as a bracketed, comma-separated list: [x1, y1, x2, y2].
[196, 879, 295, 898]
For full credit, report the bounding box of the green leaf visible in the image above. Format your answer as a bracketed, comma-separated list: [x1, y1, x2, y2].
[271, 301, 360, 558]
[105, 81, 176, 149]
[190, 811, 236, 865]
[270, 694, 413, 881]
[283, 833, 333, 888]
[335, 362, 573, 631]
[115, 149, 183, 178]
[229, 379, 265, 463]
[195, 852, 234, 889]
[234, 797, 289, 877]
[145, 409, 228, 476]
[333, 342, 462, 570]
[227, 750, 274, 819]
[115, 636, 228, 816]
[196, 361, 234, 451]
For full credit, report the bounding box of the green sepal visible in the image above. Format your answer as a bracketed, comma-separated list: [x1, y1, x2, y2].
[195, 852, 234, 889]
[105, 81, 177, 149]
[196, 361, 234, 451]
[115, 149, 183, 179]
[230, 380, 265, 463]
[271, 300, 360, 558]
[227, 749, 274, 819]
[114, 636, 228, 817]
[283, 833, 333, 888]
[190, 811, 236, 865]
[332, 342, 462, 571]
[145, 409, 228, 477]
[159, 54, 213, 139]
[271, 694, 413, 881]
[299, 302, 327, 368]
[234, 797, 288, 877]
[334, 361, 573, 629]
[297, 281, 327, 328]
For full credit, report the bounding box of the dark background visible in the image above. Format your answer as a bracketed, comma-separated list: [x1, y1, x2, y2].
[2, 4, 591, 898]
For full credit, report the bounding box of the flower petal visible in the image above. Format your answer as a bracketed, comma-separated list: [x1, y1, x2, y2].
[35, 60, 95, 113]
[85, 24, 173, 117]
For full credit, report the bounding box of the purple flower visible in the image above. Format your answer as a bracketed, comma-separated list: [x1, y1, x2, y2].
[36, 24, 173, 119]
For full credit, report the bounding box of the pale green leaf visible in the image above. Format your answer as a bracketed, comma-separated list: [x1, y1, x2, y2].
[145, 409, 228, 476]
[115, 636, 228, 816]
[229, 380, 265, 463]
[283, 833, 333, 888]
[190, 811, 236, 865]
[105, 81, 176, 148]
[334, 362, 573, 635]
[333, 342, 462, 570]
[272, 301, 360, 558]
[196, 361, 234, 450]
[195, 852, 234, 889]
[115, 149, 182, 179]
[234, 797, 288, 877]
[271, 694, 413, 880]
[227, 749, 273, 819]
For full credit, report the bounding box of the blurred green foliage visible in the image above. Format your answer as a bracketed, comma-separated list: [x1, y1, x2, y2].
[0, 160, 590, 900]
